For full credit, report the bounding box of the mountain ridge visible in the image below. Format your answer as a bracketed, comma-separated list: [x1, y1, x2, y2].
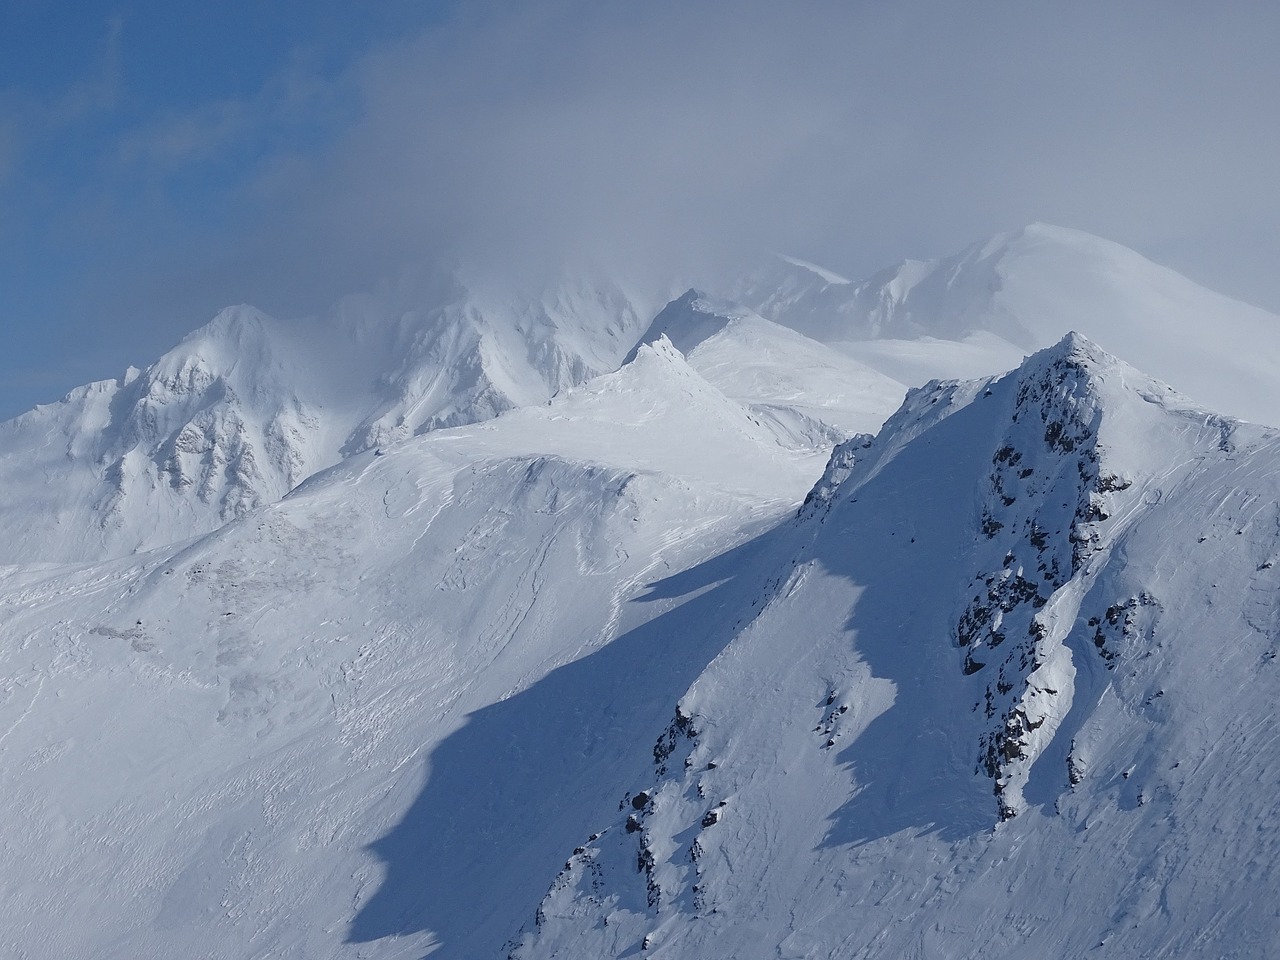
[5, 224, 1279, 566]
[0, 275, 664, 563]
[510, 332, 1280, 958]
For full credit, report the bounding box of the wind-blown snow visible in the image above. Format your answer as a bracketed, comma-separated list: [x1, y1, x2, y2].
[774, 254, 852, 286]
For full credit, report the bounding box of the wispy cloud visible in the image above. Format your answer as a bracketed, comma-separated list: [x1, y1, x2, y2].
[195, 0, 1280, 306]
[116, 99, 252, 169]
[114, 46, 347, 173]
[2, 12, 123, 136]
[4, 0, 1280, 420]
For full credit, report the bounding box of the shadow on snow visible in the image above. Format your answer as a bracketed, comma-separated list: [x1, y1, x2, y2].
[349, 390, 1101, 953]
[812, 397, 1011, 847]
[347, 524, 794, 957]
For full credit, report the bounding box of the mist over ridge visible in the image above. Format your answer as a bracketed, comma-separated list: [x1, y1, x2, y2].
[4, 2, 1280, 418]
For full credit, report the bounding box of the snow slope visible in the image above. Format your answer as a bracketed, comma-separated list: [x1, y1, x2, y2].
[0, 341, 822, 960]
[734, 224, 1280, 427]
[6, 332, 1280, 959]
[631, 290, 907, 443]
[512, 334, 1280, 959]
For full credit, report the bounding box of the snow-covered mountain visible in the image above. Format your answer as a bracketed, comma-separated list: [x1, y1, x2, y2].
[4, 226, 1280, 959]
[0, 273, 662, 563]
[734, 223, 1280, 426]
[511, 333, 1280, 959]
[4, 327, 1280, 958]
[6, 224, 1280, 565]
[629, 290, 906, 445]
[0, 339, 825, 960]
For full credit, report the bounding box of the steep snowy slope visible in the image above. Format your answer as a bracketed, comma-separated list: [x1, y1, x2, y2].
[631, 290, 907, 444]
[0, 341, 822, 960]
[0, 273, 659, 564]
[734, 224, 1280, 426]
[5, 326, 1280, 960]
[513, 334, 1280, 959]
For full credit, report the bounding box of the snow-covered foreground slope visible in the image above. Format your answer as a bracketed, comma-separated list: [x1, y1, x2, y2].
[5, 333, 1280, 958]
[513, 334, 1280, 959]
[0, 273, 660, 564]
[0, 342, 822, 960]
[734, 224, 1280, 427]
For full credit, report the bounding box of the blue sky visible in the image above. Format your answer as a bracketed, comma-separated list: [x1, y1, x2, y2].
[1, 0, 452, 415]
[3, 2, 1280, 419]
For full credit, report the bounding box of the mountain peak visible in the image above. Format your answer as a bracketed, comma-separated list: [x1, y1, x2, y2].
[179, 303, 274, 350]
[1030, 329, 1110, 370]
[9, 226, 1280, 958]
[624, 289, 749, 363]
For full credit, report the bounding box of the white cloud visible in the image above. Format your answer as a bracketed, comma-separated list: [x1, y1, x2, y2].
[196, 0, 1278, 308]
[11, 0, 1280, 373]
